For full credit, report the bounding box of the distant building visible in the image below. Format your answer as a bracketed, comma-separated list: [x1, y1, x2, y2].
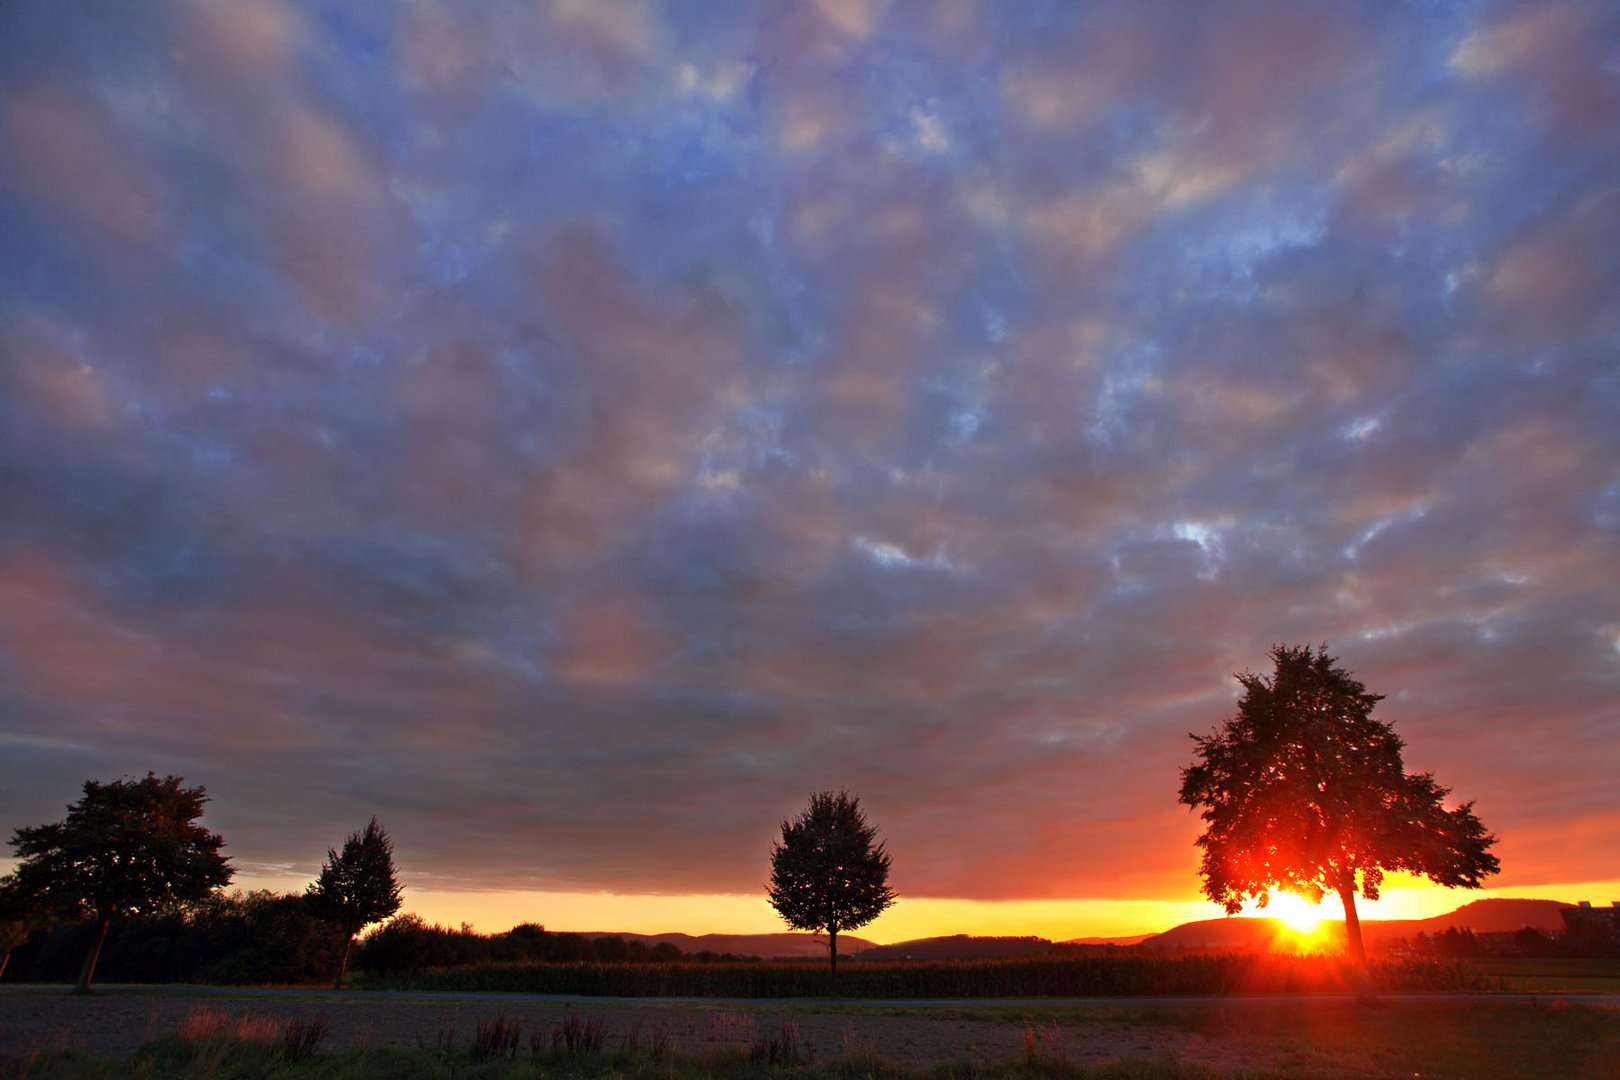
[1559, 901, 1620, 943]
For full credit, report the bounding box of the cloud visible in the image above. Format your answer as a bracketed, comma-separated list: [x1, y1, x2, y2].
[0, 84, 165, 250]
[1, 0, 1616, 910]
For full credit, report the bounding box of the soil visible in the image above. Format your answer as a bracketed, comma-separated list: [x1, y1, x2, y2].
[0, 986, 1303, 1072]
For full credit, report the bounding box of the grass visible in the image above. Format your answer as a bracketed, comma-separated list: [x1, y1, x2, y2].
[1461, 957, 1620, 993]
[4, 999, 1617, 1080]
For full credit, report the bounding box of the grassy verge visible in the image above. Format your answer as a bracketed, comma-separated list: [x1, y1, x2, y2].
[1461, 957, 1620, 993]
[926, 998, 1620, 1080]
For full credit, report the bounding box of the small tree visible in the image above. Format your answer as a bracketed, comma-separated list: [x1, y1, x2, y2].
[767, 790, 896, 988]
[306, 817, 403, 988]
[1179, 645, 1499, 988]
[6, 774, 232, 993]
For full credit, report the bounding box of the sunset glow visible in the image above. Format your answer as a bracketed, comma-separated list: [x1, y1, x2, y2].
[242, 875, 1620, 944]
[3, 0, 1619, 945]
[1257, 892, 1327, 938]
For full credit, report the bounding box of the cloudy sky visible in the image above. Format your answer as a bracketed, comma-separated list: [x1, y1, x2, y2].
[2, 0, 1617, 941]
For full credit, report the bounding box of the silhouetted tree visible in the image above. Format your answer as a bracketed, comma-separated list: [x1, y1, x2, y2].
[1513, 926, 1555, 958]
[6, 774, 232, 992]
[1433, 926, 1482, 958]
[306, 817, 403, 988]
[1179, 645, 1498, 989]
[0, 876, 38, 981]
[767, 790, 896, 987]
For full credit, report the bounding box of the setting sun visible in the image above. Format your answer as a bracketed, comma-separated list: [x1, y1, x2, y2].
[1239, 890, 1342, 954]
[1258, 891, 1327, 937]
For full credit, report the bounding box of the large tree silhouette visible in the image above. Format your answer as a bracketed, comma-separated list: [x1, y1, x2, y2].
[306, 817, 403, 988]
[1179, 644, 1499, 983]
[7, 774, 232, 993]
[767, 790, 895, 987]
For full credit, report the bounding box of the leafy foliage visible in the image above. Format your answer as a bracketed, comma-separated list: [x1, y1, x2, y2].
[5, 889, 341, 985]
[306, 817, 403, 987]
[6, 773, 232, 991]
[1179, 644, 1499, 966]
[767, 791, 895, 980]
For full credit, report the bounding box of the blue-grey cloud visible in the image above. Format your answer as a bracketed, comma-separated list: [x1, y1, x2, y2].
[2, 0, 1617, 904]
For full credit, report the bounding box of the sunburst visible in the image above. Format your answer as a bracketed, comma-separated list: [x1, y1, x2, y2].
[1265, 891, 1326, 936]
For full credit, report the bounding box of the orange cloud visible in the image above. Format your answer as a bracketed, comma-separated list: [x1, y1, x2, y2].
[553, 590, 669, 685]
[1452, 1, 1620, 139]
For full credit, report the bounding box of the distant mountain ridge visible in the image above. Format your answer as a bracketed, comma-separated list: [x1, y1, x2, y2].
[579, 931, 872, 959]
[848, 935, 1070, 961]
[1137, 898, 1575, 952]
[572, 899, 1577, 960]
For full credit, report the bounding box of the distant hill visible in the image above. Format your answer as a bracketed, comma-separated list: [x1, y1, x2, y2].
[1402, 898, 1574, 935]
[581, 931, 1148, 962]
[1138, 898, 1576, 952]
[1140, 917, 1315, 952]
[849, 935, 1068, 961]
[578, 931, 872, 959]
[572, 899, 1576, 961]
[1066, 934, 1154, 946]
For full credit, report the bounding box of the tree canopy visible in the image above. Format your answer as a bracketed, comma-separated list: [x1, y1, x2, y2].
[306, 817, 403, 988]
[1178, 644, 1499, 975]
[767, 790, 896, 983]
[7, 773, 232, 992]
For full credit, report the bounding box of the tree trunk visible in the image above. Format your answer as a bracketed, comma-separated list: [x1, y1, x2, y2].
[1335, 875, 1374, 1000]
[74, 914, 112, 995]
[828, 927, 839, 995]
[1, 950, 10, 981]
[334, 931, 354, 990]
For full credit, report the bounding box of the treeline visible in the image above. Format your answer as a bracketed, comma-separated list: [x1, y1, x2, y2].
[1397, 926, 1620, 960]
[5, 891, 338, 985]
[2, 893, 742, 985]
[358, 915, 755, 974]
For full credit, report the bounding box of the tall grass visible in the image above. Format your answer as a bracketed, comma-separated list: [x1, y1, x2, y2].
[357, 952, 1489, 997]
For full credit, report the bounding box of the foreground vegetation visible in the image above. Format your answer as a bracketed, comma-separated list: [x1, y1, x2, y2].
[356, 953, 1490, 998]
[4, 998, 1617, 1080]
[1463, 957, 1620, 993]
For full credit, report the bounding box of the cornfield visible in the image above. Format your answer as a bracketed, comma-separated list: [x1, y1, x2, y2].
[359, 953, 1488, 997]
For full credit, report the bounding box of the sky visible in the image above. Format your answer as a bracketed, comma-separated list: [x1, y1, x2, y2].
[1, 0, 1617, 944]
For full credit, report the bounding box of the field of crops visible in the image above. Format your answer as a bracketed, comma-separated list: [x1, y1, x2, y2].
[357, 952, 1489, 997]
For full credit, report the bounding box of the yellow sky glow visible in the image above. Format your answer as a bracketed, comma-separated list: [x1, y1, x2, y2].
[222, 873, 1620, 943]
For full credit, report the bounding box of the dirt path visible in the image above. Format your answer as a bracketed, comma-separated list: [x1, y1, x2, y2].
[0, 985, 1285, 1072]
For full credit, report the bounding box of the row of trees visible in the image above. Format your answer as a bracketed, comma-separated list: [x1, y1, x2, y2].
[0, 899, 746, 986]
[6, 643, 1500, 998]
[2, 777, 402, 993]
[764, 645, 1501, 994]
[4, 889, 341, 985]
